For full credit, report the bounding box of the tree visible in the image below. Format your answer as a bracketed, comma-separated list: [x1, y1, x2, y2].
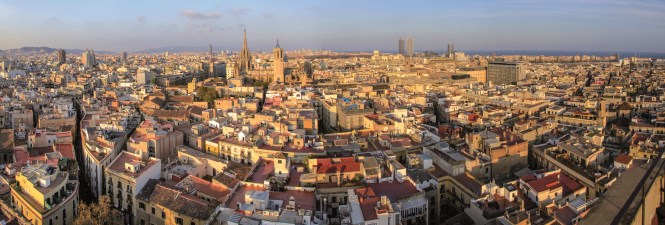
[74, 196, 122, 225]
[196, 86, 219, 104]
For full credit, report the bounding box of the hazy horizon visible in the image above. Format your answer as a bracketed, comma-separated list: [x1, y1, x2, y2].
[1, 0, 664, 53]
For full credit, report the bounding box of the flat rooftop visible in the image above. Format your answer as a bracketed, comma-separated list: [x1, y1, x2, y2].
[581, 158, 657, 225]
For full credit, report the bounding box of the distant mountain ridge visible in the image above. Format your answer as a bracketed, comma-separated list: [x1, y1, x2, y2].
[4, 46, 664, 58]
[135, 46, 228, 54]
[0, 46, 115, 55]
[0, 46, 225, 55]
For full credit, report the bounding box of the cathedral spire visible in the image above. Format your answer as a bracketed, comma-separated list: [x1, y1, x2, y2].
[238, 28, 252, 73]
[243, 28, 248, 50]
[276, 39, 280, 48]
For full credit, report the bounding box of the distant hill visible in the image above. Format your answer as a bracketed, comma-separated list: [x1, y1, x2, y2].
[135, 46, 224, 54]
[0, 46, 115, 55]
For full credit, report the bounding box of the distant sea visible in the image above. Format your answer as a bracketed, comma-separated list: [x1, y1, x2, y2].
[464, 50, 665, 59]
[375, 50, 665, 59]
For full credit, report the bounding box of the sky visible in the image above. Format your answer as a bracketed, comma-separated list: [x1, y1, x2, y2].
[1, 0, 664, 53]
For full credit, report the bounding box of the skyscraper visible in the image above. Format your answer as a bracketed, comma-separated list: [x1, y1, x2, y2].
[446, 43, 455, 58]
[56, 49, 66, 65]
[121, 52, 127, 65]
[272, 39, 285, 83]
[398, 38, 405, 55]
[209, 44, 213, 57]
[82, 49, 96, 67]
[238, 29, 253, 74]
[406, 37, 414, 56]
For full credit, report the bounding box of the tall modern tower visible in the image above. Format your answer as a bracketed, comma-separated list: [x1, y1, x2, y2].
[406, 37, 414, 56]
[82, 49, 96, 67]
[272, 40, 285, 83]
[209, 44, 213, 57]
[56, 49, 66, 65]
[238, 29, 253, 74]
[398, 38, 405, 55]
[121, 52, 127, 65]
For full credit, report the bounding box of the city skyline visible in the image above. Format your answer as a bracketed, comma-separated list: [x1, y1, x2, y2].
[1, 0, 665, 53]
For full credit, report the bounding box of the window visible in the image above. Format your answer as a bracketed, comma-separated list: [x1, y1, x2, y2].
[139, 202, 146, 210]
[151, 207, 155, 215]
[175, 217, 183, 225]
[162, 211, 165, 219]
[191, 222, 196, 225]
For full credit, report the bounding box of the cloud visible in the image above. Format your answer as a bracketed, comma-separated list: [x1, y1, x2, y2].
[180, 9, 222, 20]
[45, 17, 60, 25]
[231, 8, 251, 16]
[136, 16, 146, 22]
[261, 12, 274, 18]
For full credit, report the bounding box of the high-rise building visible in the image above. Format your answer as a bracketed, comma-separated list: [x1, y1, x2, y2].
[82, 49, 96, 67]
[209, 44, 213, 57]
[56, 49, 66, 65]
[398, 38, 405, 55]
[486, 61, 526, 85]
[272, 40, 285, 83]
[121, 52, 127, 65]
[406, 37, 414, 56]
[446, 43, 456, 58]
[238, 29, 253, 74]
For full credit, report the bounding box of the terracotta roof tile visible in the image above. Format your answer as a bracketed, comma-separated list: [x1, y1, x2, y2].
[316, 157, 360, 174]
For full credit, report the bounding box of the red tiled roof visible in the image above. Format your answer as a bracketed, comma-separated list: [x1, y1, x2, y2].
[526, 173, 583, 196]
[55, 143, 75, 159]
[316, 157, 361, 174]
[176, 175, 230, 201]
[453, 173, 483, 195]
[527, 174, 561, 192]
[168, 95, 194, 103]
[615, 154, 633, 165]
[555, 205, 578, 225]
[354, 187, 380, 220]
[366, 181, 419, 202]
[269, 190, 316, 211]
[520, 174, 537, 183]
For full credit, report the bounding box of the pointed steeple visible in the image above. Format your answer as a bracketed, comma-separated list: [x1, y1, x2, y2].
[239, 28, 252, 73]
[276, 39, 280, 48]
[243, 28, 248, 50]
